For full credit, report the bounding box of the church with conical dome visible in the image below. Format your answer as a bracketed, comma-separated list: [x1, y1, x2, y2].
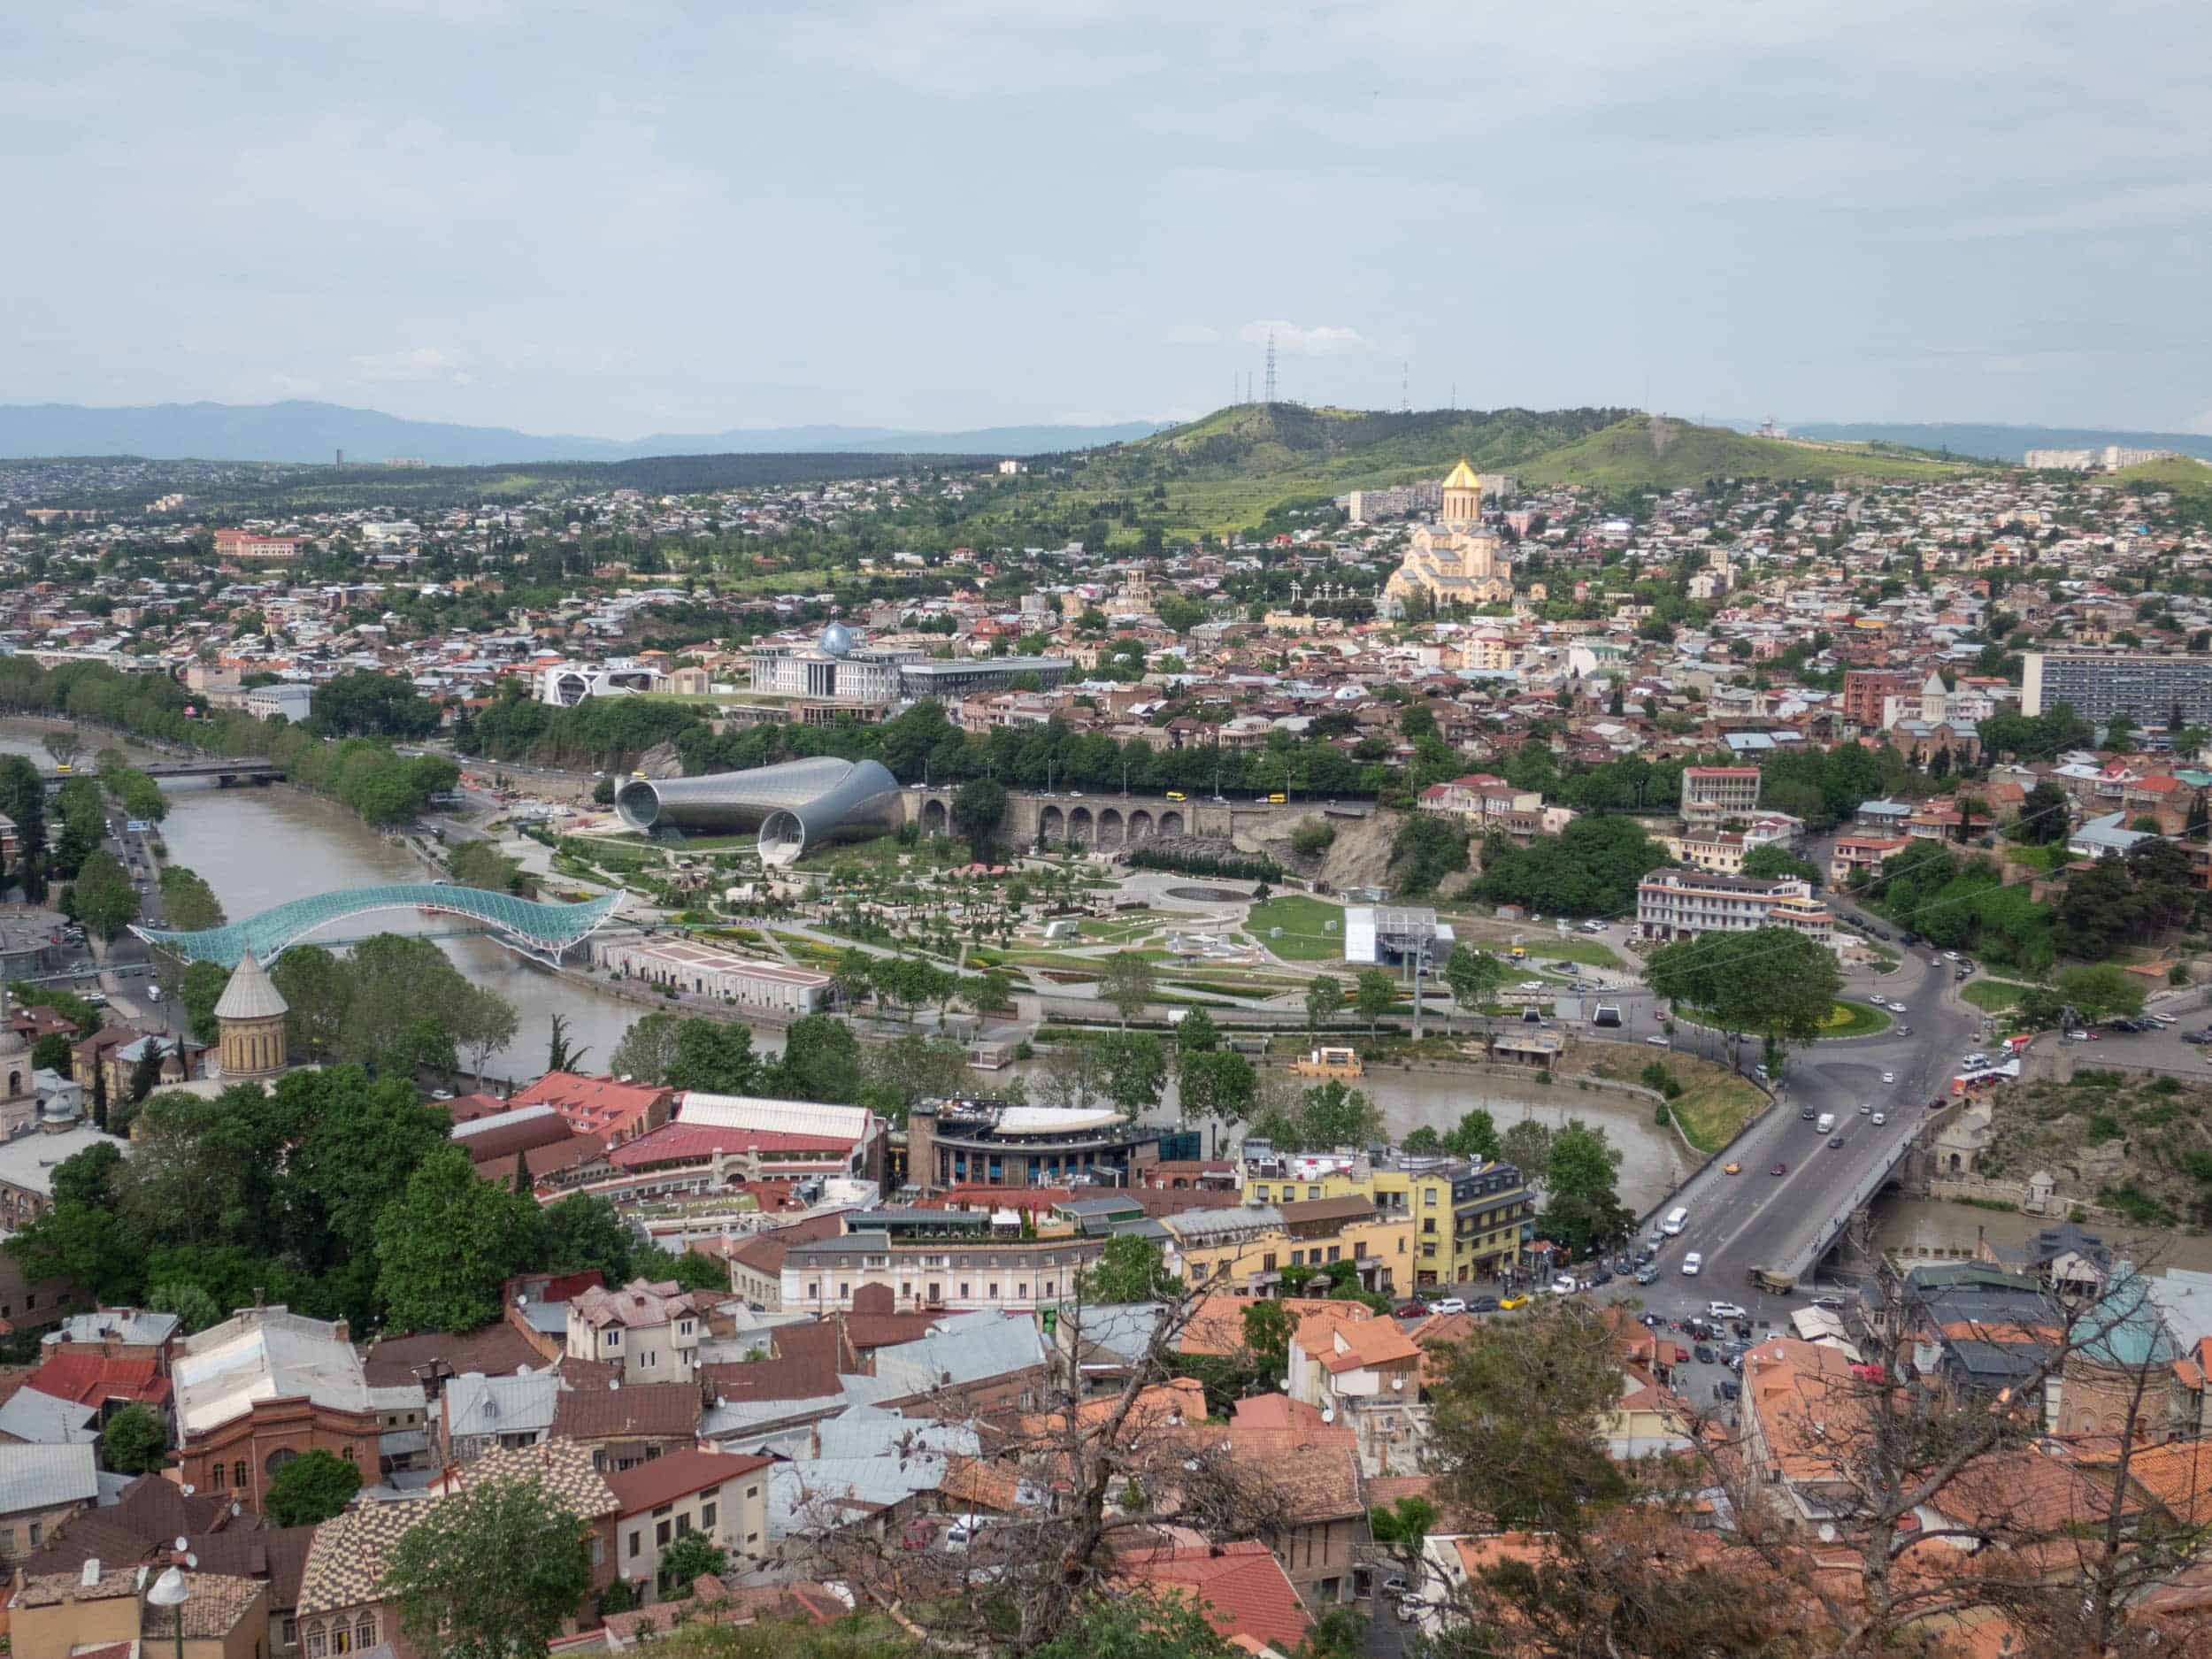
[1382, 458, 1514, 615]
[213, 949, 290, 1079]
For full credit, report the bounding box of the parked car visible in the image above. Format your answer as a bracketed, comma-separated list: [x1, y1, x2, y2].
[1394, 1302, 1431, 1318]
[1810, 1294, 1847, 1310]
[1431, 1296, 1467, 1315]
[1694, 1343, 1718, 1365]
[1645, 1034, 1671, 1048]
[1469, 1295, 1501, 1313]
[1708, 1301, 1748, 1321]
[1499, 1294, 1530, 1310]
[1549, 1275, 1579, 1295]
[1634, 1266, 1660, 1285]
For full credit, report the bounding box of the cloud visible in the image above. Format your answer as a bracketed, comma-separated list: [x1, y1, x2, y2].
[346, 346, 467, 384]
[1237, 319, 1374, 357]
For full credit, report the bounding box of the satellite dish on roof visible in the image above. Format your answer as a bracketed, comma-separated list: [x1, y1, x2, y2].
[173, 1536, 189, 1553]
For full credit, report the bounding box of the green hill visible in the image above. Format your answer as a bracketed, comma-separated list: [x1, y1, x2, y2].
[1006, 403, 1629, 541]
[1517, 416, 1969, 489]
[2106, 455, 2212, 494]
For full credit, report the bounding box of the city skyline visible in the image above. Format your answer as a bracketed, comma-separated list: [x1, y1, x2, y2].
[6, 1, 2209, 438]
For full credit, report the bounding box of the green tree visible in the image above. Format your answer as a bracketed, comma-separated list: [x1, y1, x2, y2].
[128, 1042, 164, 1104]
[2015, 780, 2073, 844]
[1177, 1048, 1256, 1125]
[178, 958, 230, 1045]
[665, 1019, 762, 1094]
[1427, 1300, 1629, 1536]
[380, 1475, 593, 1659]
[534, 1194, 637, 1284]
[147, 1280, 223, 1333]
[1097, 952, 1157, 1027]
[374, 1146, 542, 1333]
[1441, 944, 1507, 1018]
[1241, 1298, 1296, 1389]
[657, 1532, 728, 1594]
[99, 1402, 168, 1476]
[546, 1011, 587, 1073]
[1304, 974, 1345, 1033]
[608, 1011, 682, 1086]
[264, 1448, 364, 1526]
[1402, 1125, 1442, 1154]
[1500, 1119, 1552, 1185]
[952, 777, 1008, 849]
[1297, 1079, 1383, 1148]
[1095, 1030, 1167, 1119]
[1077, 1234, 1181, 1304]
[1353, 967, 1397, 1039]
[1174, 1006, 1220, 1054]
[450, 983, 520, 1087]
[66, 849, 140, 940]
[447, 838, 524, 894]
[2106, 711, 2139, 752]
[1739, 843, 1822, 884]
[271, 945, 351, 1063]
[764, 1013, 865, 1103]
[2056, 962, 2147, 1023]
[1442, 1107, 1502, 1161]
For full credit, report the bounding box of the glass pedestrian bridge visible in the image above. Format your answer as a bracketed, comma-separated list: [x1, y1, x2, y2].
[133, 883, 624, 968]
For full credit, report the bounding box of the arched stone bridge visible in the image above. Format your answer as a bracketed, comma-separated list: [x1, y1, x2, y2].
[900, 787, 1345, 850]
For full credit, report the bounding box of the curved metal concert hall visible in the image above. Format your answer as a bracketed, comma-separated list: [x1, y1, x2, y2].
[616, 757, 902, 864]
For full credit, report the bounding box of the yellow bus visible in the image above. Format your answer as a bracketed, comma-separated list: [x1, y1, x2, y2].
[1164, 790, 1186, 801]
[1266, 792, 1286, 803]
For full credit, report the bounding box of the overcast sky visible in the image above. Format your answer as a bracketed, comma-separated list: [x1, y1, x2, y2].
[7, 1, 2208, 438]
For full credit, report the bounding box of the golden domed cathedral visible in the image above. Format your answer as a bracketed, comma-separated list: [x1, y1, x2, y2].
[213, 949, 289, 1079]
[1383, 458, 1514, 615]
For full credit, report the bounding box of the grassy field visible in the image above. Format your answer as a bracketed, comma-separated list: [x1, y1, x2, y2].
[1519, 417, 1964, 488]
[1521, 938, 1624, 970]
[1245, 894, 1348, 961]
[1820, 1000, 1895, 1038]
[1579, 1049, 1769, 1155]
[2108, 456, 2212, 494]
[1962, 979, 2032, 1012]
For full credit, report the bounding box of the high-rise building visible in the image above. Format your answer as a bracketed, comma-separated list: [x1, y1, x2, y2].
[2023, 651, 2212, 726]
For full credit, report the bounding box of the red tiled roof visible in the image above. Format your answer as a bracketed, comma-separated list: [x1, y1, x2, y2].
[29, 1351, 171, 1409]
[604, 1448, 773, 1515]
[1117, 1540, 1312, 1651]
[608, 1123, 854, 1169]
[511, 1071, 671, 1140]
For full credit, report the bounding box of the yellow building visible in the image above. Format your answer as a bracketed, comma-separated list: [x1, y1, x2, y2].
[1242, 1153, 1532, 1287]
[1161, 1196, 1415, 1298]
[1383, 460, 1514, 617]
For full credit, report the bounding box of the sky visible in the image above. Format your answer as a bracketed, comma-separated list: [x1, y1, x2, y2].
[6, 1, 2210, 439]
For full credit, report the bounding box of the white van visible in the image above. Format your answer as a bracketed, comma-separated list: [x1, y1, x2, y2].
[1816, 1112, 1837, 1134]
[1661, 1206, 1689, 1237]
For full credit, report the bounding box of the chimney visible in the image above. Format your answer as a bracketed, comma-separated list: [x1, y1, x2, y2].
[81, 1559, 102, 1586]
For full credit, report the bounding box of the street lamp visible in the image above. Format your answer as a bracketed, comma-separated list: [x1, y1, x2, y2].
[147, 1563, 189, 1659]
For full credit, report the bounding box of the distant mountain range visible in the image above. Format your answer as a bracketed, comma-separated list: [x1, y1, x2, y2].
[0, 400, 1167, 465]
[1725, 419, 2212, 465]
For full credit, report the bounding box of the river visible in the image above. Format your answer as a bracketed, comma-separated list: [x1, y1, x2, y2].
[1871, 1193, 2212, 1277]
[3, 721, 1695, 1195]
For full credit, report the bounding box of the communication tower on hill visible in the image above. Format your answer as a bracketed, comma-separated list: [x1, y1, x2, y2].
[1263, 330, 1277, 405]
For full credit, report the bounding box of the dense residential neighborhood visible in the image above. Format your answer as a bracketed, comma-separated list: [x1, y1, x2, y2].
[2, 423, 2212, 1659]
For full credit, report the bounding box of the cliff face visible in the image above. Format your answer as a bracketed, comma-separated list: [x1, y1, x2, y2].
[1980, 1072, 2212, 1228]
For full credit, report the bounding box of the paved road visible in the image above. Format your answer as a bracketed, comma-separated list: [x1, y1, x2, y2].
[1635, 934, 1980, 1321]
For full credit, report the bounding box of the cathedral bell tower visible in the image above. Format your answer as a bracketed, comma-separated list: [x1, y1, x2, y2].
[1440, 458, 1483, 527]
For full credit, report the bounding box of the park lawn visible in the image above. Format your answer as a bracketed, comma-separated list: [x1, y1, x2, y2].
[1580, 1049, 1768, 1155]
[1078, 914, 1166, 942]
[1523, 939, 1624, 970]
[1245, 894, 1348, 961]
[1962, 979, 2032, 1012]
[1819, 999, 1893, 1039]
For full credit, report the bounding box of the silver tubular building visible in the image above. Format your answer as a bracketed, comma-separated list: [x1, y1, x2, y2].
[615, 757, 902, 864]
